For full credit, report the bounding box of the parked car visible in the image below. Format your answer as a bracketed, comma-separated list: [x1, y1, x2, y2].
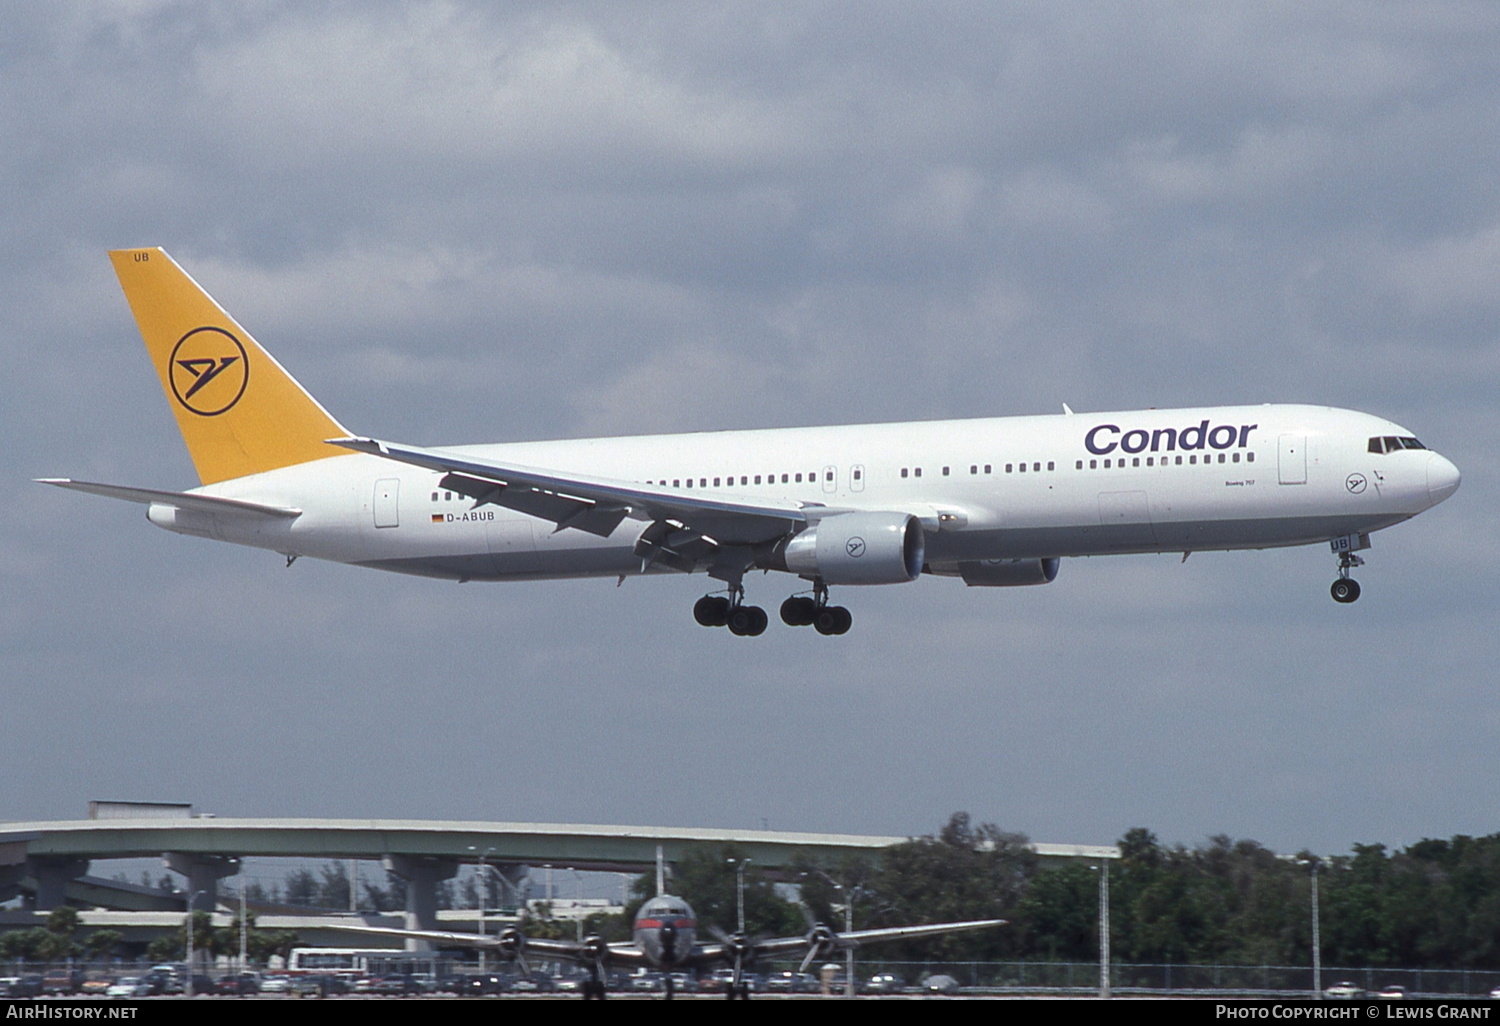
[106, 977, 152, 998]
[864, 972, 904, 994]
[42, 969, 83, 996]
[922, 973, 961, 995]
[79, 974, 115, 996]
[291, 975, 349, 998]
[214, 973, 261, 996]
[1, 977, 45, 999]
[1324, 981, 1363, 999]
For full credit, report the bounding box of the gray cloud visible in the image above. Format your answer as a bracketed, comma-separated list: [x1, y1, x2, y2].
[2, 2, 1495, 857]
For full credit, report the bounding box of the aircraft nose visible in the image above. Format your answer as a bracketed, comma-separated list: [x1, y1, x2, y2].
[1426, 452, 1461, 506]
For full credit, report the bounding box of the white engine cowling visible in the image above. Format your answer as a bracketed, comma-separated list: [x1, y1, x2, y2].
[782, 512, 925, 585]
[957, 557, 1060, 587]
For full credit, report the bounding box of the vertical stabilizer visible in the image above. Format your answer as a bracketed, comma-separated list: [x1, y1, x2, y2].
[108, 248, 348, 485]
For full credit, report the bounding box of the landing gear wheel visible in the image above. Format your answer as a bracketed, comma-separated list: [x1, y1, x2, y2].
[1331, 578, 1361, 603]
[780, 596, 817, 626]
[694, 595, 730, 627]
[728, 605, 768, 636]
[814, 605, 852, 635]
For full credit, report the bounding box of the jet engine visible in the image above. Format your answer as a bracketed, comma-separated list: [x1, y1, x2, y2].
[954, 557, 1060, 587]
[778, 512, 925, 585]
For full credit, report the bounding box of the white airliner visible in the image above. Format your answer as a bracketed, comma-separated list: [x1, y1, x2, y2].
[42, 249, 1460, 635]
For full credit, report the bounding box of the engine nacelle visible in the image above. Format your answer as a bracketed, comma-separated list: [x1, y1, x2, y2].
[497, 926, 526, 959]
[956, 557, 1060, 587]
[781, 512, 924, 585]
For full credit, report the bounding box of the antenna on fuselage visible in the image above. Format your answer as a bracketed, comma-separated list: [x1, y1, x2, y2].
[656, 844, 665, 897]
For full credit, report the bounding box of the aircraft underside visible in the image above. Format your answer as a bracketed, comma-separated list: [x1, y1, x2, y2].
[349, 509, 1410, 635]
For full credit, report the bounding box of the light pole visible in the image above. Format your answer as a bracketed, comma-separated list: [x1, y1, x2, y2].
[1093, 863, 1110, 999]
[468, 846, 497, 972]
[803, 868, 861, 998]
[726, 857, 751, 935]
[238, 872, 247, 973]
[1301, 856, 1322, 998]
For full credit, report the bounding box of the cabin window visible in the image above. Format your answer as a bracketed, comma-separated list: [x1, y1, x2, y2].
[1006, 463, 1013, 473]
[914, 467, 922, 478]
[853, 468, 862, 481]
[1047, 461, 1055, 471]
[901, 468, 908, 479]
[984, 464, 992, 474]
[970, 465, 977, 475]
[942, 466, 950, 476]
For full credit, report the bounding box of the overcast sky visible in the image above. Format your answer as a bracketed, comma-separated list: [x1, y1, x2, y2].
[3, 2, 1497, 860]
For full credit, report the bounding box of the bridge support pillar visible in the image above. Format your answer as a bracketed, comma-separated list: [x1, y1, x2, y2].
[163, 853, 240, 911]
[383, 854, 459, 951]
[29, 857, 88, 910]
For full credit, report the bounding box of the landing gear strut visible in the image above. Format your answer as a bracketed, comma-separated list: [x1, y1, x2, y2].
[1331, 551, 1363, 604]
[779, 580, 852, 635]
[693, 586, 767, 636]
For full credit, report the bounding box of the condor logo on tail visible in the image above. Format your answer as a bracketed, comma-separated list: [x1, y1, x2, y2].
[169, 327, 248, 416]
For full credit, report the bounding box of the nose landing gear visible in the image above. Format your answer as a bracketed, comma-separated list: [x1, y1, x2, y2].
[779, 581, 852, 635]
[1331, 551, 1364, 604]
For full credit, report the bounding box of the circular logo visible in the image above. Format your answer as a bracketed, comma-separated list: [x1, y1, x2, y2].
[846, 536, 866, 558]
[1345, 473, 1367, 494]
[169, 327, 249, 416]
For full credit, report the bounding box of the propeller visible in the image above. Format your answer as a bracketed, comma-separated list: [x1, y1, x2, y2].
[581, 933, 608, 987]
[709, 926, 754, 990]
[497, 926, 530, 976]
[797, 923, 838, 974]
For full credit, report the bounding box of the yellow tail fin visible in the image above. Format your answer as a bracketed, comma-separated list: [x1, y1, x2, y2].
[109, 248, 348, 485]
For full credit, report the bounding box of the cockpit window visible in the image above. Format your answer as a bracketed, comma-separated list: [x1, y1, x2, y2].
[1368, 436, 1427, 454]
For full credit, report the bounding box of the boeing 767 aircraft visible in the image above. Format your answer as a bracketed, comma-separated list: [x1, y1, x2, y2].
[41, 249, 1460, 635]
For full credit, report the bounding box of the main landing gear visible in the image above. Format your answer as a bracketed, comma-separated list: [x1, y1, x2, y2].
[1331, 550, 1364, 604]
[693, 581, 853, 635]
[779, 581, 852, 635]
[693, 587, 768, 636]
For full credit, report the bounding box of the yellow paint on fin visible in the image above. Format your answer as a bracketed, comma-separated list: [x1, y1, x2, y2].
[109, 248, 348, 485]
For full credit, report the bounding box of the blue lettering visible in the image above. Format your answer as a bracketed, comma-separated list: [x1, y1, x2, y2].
[1179, 419, 1210, 450]
[1085, 420, 1259, 454]
[1085, 424, 1120, 454]
[1208, 424, 1238, 450]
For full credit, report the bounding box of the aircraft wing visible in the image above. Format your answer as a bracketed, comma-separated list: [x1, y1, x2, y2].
[315, 922, 651, 969]
[705, 917, 1006, 962]
[331, 437, 809, 566]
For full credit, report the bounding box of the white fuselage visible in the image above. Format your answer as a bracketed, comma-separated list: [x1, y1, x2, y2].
[156, 404, 1459, 584]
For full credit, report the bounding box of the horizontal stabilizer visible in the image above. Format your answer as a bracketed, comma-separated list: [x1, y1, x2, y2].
[36, 479, 301, 519]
